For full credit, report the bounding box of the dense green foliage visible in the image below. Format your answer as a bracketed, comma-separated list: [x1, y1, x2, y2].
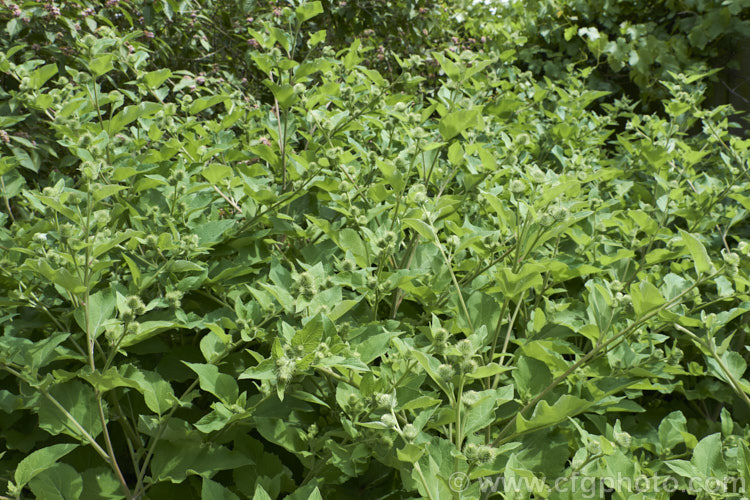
[1, 0, 750, 499]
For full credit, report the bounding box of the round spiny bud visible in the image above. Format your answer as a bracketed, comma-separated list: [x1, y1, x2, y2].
[346, 393, 361, 411]
[367, 276, 378, 290]
[381, 413, 397, 428]
[432, 327, 449, 344]
[126, 321, 141, 336]
[462, 390, 481, 407]
[78, 132, 94, 148]
[670, 346, 683, 363]
[722, 250, 740, 267]
[586, 439, 602, 456]
[126, 295, 146, 315]
[456, 339, 473, 356]
[165, 290, 182, 309]
[276, 357, 295, 383]
[296, 271, 313, 288]
[437, 363, 455, 381]
[476, 445, 495, 464]
[461, 359, 478, 374]
[538, 213, 555, 228]
[339, 257, 356, 272]
[447, 235, 460, 249]
[375, 393, 395, 409]
[300, 286, 317, 301]
[550, 205, 569, 222]
[509, 179, 526, 194]
[614, 430, 632, 448]
[120, 306, 135, 323]
[528, 165, 546, 184]
[402, 423, 418, 441]
[463, 443, 479, 461]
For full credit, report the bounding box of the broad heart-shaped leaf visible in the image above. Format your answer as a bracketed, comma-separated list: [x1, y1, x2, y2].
[80, 365, 176, 415]
[295, 1, 323, 22]
[144, 68, 172, 88]
[493, 263, 545, 298]
[15, 443, 79, 489]
[26, 332, 69, 372]
[692, 433, 727, 478]
[629, 280, 665, 317]
[88, 53, 114, 77]
[515, 395, 591, 435]
[337, 228, 370, 267]
[73, 289, 115, 340]
[149, 441, 251, 483]
[292, 313, 334, 357]
[462, 390, 498, 435]
[202, 163, 233, 184]
[252, 485, 273, 500]
[658, 411, 688, 453]
[706, 351, 747, 387]
[264, 81, 298, 109]
[184, 362, 239, 405]
[28, 463, 83, 500]
[286, 485, 324, 500]
[438, 108, 482, 141]
[28, 63, 57, 90]
[585, 280, 613, 334]
[38, 380, 103, 441]
[679, 230, 713, 275]
[189, 94, 230, 114]
[202, 477, 240, 500]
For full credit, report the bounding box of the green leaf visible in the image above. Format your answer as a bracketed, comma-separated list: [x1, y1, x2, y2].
[73, 289, 115, 340]
[92, 184, 126, 202]
[202, 163, 233, 184]
[463, 390, 497, 435]
[516, 395, 591, 434]
[28, 463, 83, 500]
[89, 54, 115, 77]
[438, 108, 481, 141]
[295, 1, 323, 22]
[202, 477, 240, 500]
[680, 230, 713, 275]
[184, 361, 239, 405]
[38, 380, 102, 440]
[15, 443, 79, 489]
[144, 68, 172, 88]
[630, 281, 666, 317]
[29, 63, 58, 90]
[109, 102, 163, 134]
[692, 433, 726, 478]
[190, 95, 229, 114]
[493, 264, 545, 298]
[252, 486, 273, 500]
[150, 441, 251, 483]
[403, 217, 436, 241]
[337, 228, 369, 267]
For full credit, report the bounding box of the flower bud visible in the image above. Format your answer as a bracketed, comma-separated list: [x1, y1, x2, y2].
[509, 179, 526, 194]
[437, 363, 455, 381]
[380, 413, 397, 428]
[614, 430, 632, 448]
[402, 423, 418, 441]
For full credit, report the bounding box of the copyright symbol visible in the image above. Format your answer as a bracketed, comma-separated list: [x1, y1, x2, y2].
[449, 471, 470, 492]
